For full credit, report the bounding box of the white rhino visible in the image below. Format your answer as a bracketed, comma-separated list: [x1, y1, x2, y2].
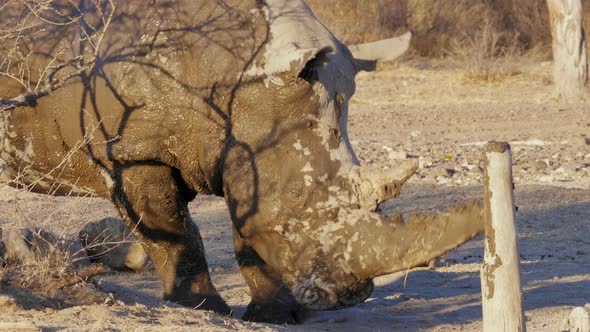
[0, 0, 482, 324]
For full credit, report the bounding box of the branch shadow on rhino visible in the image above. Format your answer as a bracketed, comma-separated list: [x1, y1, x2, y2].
[2, 0, 487, 325]
[54, 0, 312, 321]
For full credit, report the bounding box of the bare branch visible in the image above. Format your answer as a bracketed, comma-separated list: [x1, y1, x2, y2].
[0, 58, 94, 112]
[0, 0, 116, 112]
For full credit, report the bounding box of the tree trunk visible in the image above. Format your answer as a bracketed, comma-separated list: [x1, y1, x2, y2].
[547, 0, 588, 101]
[481, 142, 526, 332]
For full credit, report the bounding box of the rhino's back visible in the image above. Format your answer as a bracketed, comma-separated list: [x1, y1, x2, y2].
[0, 0, 268, 195]
[0, 0, 351, 196]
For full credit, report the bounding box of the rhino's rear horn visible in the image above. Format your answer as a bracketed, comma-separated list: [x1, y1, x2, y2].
[350, 160, 417, 211]
[349, 31, 412, 73]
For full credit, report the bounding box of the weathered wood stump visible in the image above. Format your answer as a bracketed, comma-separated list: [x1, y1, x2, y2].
[546, 0, 588, 100]
[481, 142, 526, 332]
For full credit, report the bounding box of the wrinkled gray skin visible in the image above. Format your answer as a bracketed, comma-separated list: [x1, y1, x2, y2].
[0, 0, 483, 324]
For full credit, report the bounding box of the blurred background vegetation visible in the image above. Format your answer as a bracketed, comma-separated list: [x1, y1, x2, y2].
[306, 0, 590, 57]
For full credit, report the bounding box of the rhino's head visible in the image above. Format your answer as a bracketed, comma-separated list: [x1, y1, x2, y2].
[221, 0, 483, 311]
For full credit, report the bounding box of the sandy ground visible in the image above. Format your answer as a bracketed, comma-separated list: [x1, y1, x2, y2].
[0, 58, 589, 331]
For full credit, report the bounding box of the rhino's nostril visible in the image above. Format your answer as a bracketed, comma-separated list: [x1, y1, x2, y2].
[303, 288, 316, 302]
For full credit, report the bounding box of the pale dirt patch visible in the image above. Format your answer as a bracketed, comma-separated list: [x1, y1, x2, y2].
[0, 59, 589, 331]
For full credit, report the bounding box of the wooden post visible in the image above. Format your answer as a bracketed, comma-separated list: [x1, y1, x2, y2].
[481, 142, 526, 332]
[563, 307, 590, 332]
[546, 0, 588, 101]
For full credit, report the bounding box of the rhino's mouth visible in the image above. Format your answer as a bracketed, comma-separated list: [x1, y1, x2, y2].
[291, 273, 374, 310]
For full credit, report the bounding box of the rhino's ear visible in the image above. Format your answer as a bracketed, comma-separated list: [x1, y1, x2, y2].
[352, 59, 377, 72]
[295, 46, 333, 83]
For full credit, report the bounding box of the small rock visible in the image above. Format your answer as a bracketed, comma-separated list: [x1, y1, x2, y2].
[555, 161, 580, 174]
[328, 316, 347, 323]
[0, 294, 23, 312]
[0, 322, 39, 332]
[79, 217, 151, 272]
[103, 293, 117, 306]
[388, 151, 408, 160]
[125, 242, 151, 271]
[427, 259, 437, 269]
[468, 165, 483, 175]
[532, 160, 549, 171]
[0, 228, 5, 267]
[437, 177, 451, 185]
[519, 159, 548, 172]
[432, 167, 454, 178]
[0, 164, 17, 183]
[3, 228, 37, 262]
[419, 157, 433, 169]
[539, 175, 554, 183]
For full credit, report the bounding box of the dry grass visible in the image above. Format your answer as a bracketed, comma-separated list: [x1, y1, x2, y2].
[2, 232, 74, 289]
[0, 212, 91, 291]
[450, 18, 526, 84]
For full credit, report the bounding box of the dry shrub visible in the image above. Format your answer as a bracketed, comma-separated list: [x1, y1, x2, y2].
[407, 0, 494, 56]
[306, 0, 407, 44]
[405, 0, 554, 56]
[1, 228, 86, 290]
[450, 18, 525, 83]
[306, 0, 590, 57]
[507, 0, 552, 48]
[0, 226, 111, 309]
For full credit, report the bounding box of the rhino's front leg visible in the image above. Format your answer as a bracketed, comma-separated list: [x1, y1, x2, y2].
[110, 164, 230, 314]
[232, 227, 307, 324]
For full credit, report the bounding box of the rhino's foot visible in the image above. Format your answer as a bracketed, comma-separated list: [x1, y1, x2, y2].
[164, 293, 232, 315]
[243, 299, 307, 324]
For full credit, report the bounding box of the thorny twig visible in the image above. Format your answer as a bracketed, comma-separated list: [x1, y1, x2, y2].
[47, 263, 110, 291]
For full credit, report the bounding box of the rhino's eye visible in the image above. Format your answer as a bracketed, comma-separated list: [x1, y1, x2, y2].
[330, 128, 340, 138]
[334, 93, 345, 119]
[327, 127, 341, 149]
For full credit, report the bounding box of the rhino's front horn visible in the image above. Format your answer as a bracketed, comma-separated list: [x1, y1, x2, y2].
[349, 159, 418, 211]
[346, 201, 484, 280]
